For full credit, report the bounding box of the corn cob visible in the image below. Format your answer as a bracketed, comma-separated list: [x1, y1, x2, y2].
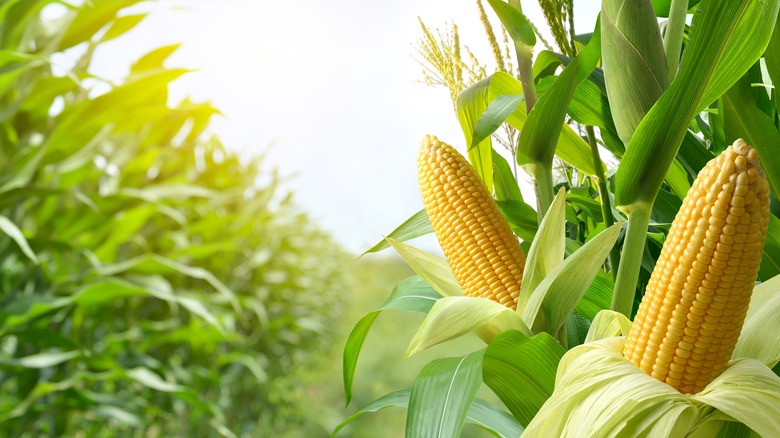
[417, 135, 526, 310]
[623, 139, 770, 394]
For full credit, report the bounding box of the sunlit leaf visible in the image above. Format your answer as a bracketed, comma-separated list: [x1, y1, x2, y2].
[343, 276, 440, 405]
[0, 215, 38, 264]
[407, 296, 531, 355]
[385, 238, 461, 297]
[363, 209, 433, 255]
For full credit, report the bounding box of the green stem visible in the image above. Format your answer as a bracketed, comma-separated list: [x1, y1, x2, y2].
[515, 44, 538, 114]
[586, 126, 620, 278]
[610, 207, 651, 318]
[530, 162, 554, 221]
[663, 0, 688, 81]
[507, 0, 537, 113]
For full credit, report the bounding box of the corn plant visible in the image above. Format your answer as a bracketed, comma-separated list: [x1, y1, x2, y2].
[340, 0, 780, 435]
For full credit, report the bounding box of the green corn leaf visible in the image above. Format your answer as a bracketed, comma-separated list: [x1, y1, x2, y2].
[406, 350, 485, 438]
[496, 200, 538, 242]
[523, 222, 622, 337]
[457, 72, 598, 176]
[722, 74, 780, 198]
[363, 209, 433, 255]
[407, 296, 531, 356]
[492, 150, 523, 202]
[577, 273, 615, 321]
[765, 15, 780, 92]
[332, 390, 523, 438]
[518, 188, 566, 313]
[471, 94, 523, 148]
[733, 274, 780, 367]
[58, 1, 140, 50]
[482, 330, 564, 426]
[517, 22, 603, 172]
[385, 238, 461, 297]
[616, 0, 780, 211]
[760, 214, 780, 280]
[0, 350, 80, 369]
[0, 215, 38, 264]
[342, 276, 440, 406]
[536, 75, 616, 133]
[485, 0, 535, 46]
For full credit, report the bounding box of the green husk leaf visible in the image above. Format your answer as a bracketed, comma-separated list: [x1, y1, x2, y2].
[585, 309, 633, 343]
[733, 275, 780, 367]
[691, 359, 780, 438]
[523, 338, 697, 437]
[523, 223, 622, 337]
[385, 238, 461, 297]
[406, 296, 531, 356]
[518, 188, 566, 313]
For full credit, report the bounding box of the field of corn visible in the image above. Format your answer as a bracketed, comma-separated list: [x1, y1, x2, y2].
[343, 0, 780, 436]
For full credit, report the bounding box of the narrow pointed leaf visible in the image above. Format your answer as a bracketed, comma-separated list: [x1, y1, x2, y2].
[496, 200, 538, 242]
[471, 95, 523, 148]
[517, 24, 603, 172]
[486, 0, 535, 46]
[406, 350, 485, 438]
[457, 72, 598, 176]
[0, 215, 38, 264]
[385, 238, 461, 297]
[363, 210, 433, 255]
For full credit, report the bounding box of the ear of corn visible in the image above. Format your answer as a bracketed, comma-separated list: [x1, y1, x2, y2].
[623, 139, 770, 394]
[418, 135, 526, 310]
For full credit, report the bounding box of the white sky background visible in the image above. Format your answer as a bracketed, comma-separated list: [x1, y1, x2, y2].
[85, 0, 601, 253]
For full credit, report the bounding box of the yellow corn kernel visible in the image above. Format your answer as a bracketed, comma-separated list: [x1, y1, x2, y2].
[418, 135, 526, 310]
[623, 139, 770, 394]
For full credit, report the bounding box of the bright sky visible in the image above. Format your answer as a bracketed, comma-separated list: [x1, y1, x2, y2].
[85, 0, 601, 253]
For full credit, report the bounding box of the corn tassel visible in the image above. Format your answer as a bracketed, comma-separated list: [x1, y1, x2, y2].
[623, 139, 770, 394]
[418, 135, 525, 310]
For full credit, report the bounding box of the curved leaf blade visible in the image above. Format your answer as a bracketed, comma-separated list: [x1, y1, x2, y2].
[482, 330, 564, 426]
[406, 350, 485, 438]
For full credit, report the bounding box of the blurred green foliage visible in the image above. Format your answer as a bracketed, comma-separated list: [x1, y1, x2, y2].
[0, 1, 350, 435]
